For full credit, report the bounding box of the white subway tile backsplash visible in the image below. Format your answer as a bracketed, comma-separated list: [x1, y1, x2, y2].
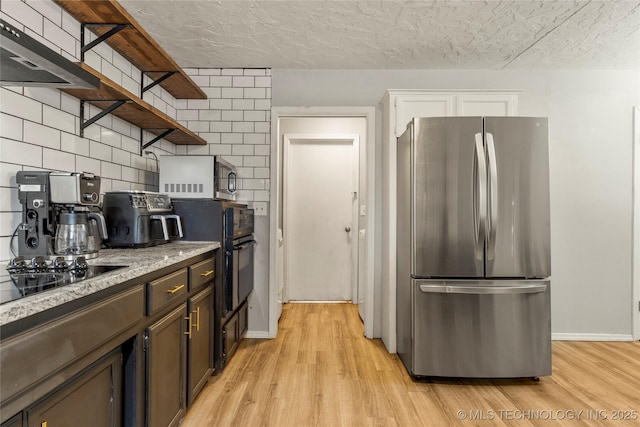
[101, 129, 122, 148]
[221, 88, 243, 99]
[210, 99, 232, 110]
[0, 113, 23, 141]
[2, 1, 42, 35]
[111, 117, 134, 139]
[211, 122, 232, 133]
[44, 18, 75, 55]
[232, 99, 254, 110]
[203, 87, 221, 99]
[232, 76, 254, 87]
[187, 99, 210, 110]
[43, 105, 75, 134]
[0, 212, 20, 238]
[254, 99, 271, 111]
[254, 167, 270, 179]
[244, 133, 266, 144]
[112, 147, 131, 166]
[75, 156, 101, 175]
[0, 186, 20, 213]
[254, 145, 271, 156]
[23, 87, 61, 110]
[244, 156, 267, 167]
[33, 1, 63, 27]
[244, 111, 266, 122]
[195, 68, 221, 76]
[24, 122, 61, 149]
[101, 161, 122, 180]
[1, 139, 42, 168]
[221, 133, 243, 144]
[200, 133, 221, 144]
[0, 162, 22, 189]
[222, 110, 243, 122]
[199, 110, 221, 121]
[121, 74, 140, 97]
[1, 88, 43, 123]
[43, 147, 75, 172]
[244, 69, 267, 76]
[178, 110, 199, 121]
[254, 190, 270, 202]
[237, 167, 254, 178]
[121, 136, 139, 155]
[255, 76, 272, 88]
[186, 145, 210, 155]
[232, 145, 254, 156]
[187, 121, 210, 132]
[221, 69, 244, 76]
[254, 122, 270, 133]
[121, 166, 138, 183]
[208, 144, 232, 155]
[210, 76, 232, 87]
[244, 88, 267, 99]
[232, 122, 254, 133]
[61, 132, 90, 157]
[90, 141, 112, 162]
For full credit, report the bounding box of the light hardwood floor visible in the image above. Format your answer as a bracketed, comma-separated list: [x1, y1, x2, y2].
[181, 303, 640, 427]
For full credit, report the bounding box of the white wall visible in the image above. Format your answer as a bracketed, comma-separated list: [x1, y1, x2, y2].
[273, 68, 639, 340]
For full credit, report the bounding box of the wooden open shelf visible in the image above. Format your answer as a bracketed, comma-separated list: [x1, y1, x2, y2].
[54, 0, 206, 99]
[62, 64, 206, 146]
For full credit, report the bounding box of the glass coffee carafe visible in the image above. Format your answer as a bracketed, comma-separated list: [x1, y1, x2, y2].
[55, 211, 107, 257]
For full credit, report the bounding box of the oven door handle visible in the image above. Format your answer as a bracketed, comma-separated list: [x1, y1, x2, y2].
[233, 240, 256, 250]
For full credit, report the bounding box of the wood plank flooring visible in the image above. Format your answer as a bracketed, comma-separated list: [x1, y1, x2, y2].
[181, 303, 640, 427]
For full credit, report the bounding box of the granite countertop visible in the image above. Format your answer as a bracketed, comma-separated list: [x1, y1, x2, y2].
[0, 241, 220, 327]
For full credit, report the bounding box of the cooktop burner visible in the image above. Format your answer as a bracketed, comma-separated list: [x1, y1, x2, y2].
[1, 257, 127, 305]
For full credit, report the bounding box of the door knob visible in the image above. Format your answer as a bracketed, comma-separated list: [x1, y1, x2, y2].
[345, 226, 351, 232]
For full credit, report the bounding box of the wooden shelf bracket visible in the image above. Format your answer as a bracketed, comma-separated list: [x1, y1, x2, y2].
[141, 128, 176, 153]
[81, 23, 132, 61]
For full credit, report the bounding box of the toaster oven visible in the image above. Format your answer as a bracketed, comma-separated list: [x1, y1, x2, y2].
[159, 155, 237, 200]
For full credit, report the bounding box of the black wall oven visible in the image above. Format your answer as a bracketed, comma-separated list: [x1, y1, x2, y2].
[171, 199, 255, 370]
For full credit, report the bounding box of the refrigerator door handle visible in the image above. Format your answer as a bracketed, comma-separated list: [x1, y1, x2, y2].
[485, 132, 498, 260]
[419, 283, 547, 295]
[473, 133, 487, 261]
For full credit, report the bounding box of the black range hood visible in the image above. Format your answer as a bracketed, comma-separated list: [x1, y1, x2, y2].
[1, 19, 99, 89]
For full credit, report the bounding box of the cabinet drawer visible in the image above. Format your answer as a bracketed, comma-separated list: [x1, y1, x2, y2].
[147, 269, 188, 315]
[189, 258, 215, 291]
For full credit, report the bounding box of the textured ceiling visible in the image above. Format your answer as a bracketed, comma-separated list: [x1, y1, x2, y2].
[118, 0, 640, 69]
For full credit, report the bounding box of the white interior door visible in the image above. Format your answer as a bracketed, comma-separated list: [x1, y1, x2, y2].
[284, 134, 359, 301]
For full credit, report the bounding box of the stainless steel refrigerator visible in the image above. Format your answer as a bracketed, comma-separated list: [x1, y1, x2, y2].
[396, 116, 551, 378]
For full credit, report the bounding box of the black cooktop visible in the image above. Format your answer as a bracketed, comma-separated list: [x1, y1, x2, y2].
[0, 264, 126, 305]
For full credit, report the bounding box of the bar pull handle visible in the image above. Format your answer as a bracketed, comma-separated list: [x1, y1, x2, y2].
[420, 283, 547, 295]
[200, 269, 214, 278]
[184, 313, 193, 339]
[486, 132, 498, 260]
[473, 133, 487, 261]
[166, 284, 185, 294]
[193, 307, 200, 332]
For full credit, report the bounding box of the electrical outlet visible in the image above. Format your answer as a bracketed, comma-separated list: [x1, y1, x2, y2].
[253, 202, 268, 216]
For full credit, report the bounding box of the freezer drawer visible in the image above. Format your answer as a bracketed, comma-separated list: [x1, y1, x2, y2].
[408, 279, 551, 378]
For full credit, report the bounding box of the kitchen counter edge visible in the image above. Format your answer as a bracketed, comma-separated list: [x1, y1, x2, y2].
[0, 241, 220, 327]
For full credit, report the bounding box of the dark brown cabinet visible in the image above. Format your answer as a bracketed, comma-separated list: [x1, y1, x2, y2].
[187, 287, 214, 406]
[25, 350, 122, 427]
[145, 304, 187, 427]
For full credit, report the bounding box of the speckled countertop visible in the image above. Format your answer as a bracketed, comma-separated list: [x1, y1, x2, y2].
[0, 241, 220, 327]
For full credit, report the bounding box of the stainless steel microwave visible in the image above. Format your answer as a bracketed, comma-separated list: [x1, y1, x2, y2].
[159, 155, 237, 200]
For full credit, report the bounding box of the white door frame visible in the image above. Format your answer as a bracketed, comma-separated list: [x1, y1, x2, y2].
[633, 106, 640, 341]
[269, 106, 376, 338]
[283, 134, 360, 303]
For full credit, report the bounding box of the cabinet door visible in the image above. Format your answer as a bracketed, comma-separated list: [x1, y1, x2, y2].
[26, 350, 122, 427]
[223, 314, 239, 360]
[187, 287, 213, 406]
[395, 93, 455, 136]
[146, 304, 186, 427]
[238, 301, 248, 339]
[456, 93, 518, 116]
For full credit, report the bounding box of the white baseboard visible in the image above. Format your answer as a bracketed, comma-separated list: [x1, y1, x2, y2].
[552, 333, 635, 341]
[245, 330, 272, 339]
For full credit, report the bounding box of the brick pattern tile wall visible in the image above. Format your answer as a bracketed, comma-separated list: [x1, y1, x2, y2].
[0, 1, 271, 262]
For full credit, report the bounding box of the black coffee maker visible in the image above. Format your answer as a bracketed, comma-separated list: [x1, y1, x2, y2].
[102, 191, 183, 248]
[16, 171, 108, 259]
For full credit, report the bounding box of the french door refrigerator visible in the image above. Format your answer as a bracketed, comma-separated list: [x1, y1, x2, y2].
[396, 116, 551, 378]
